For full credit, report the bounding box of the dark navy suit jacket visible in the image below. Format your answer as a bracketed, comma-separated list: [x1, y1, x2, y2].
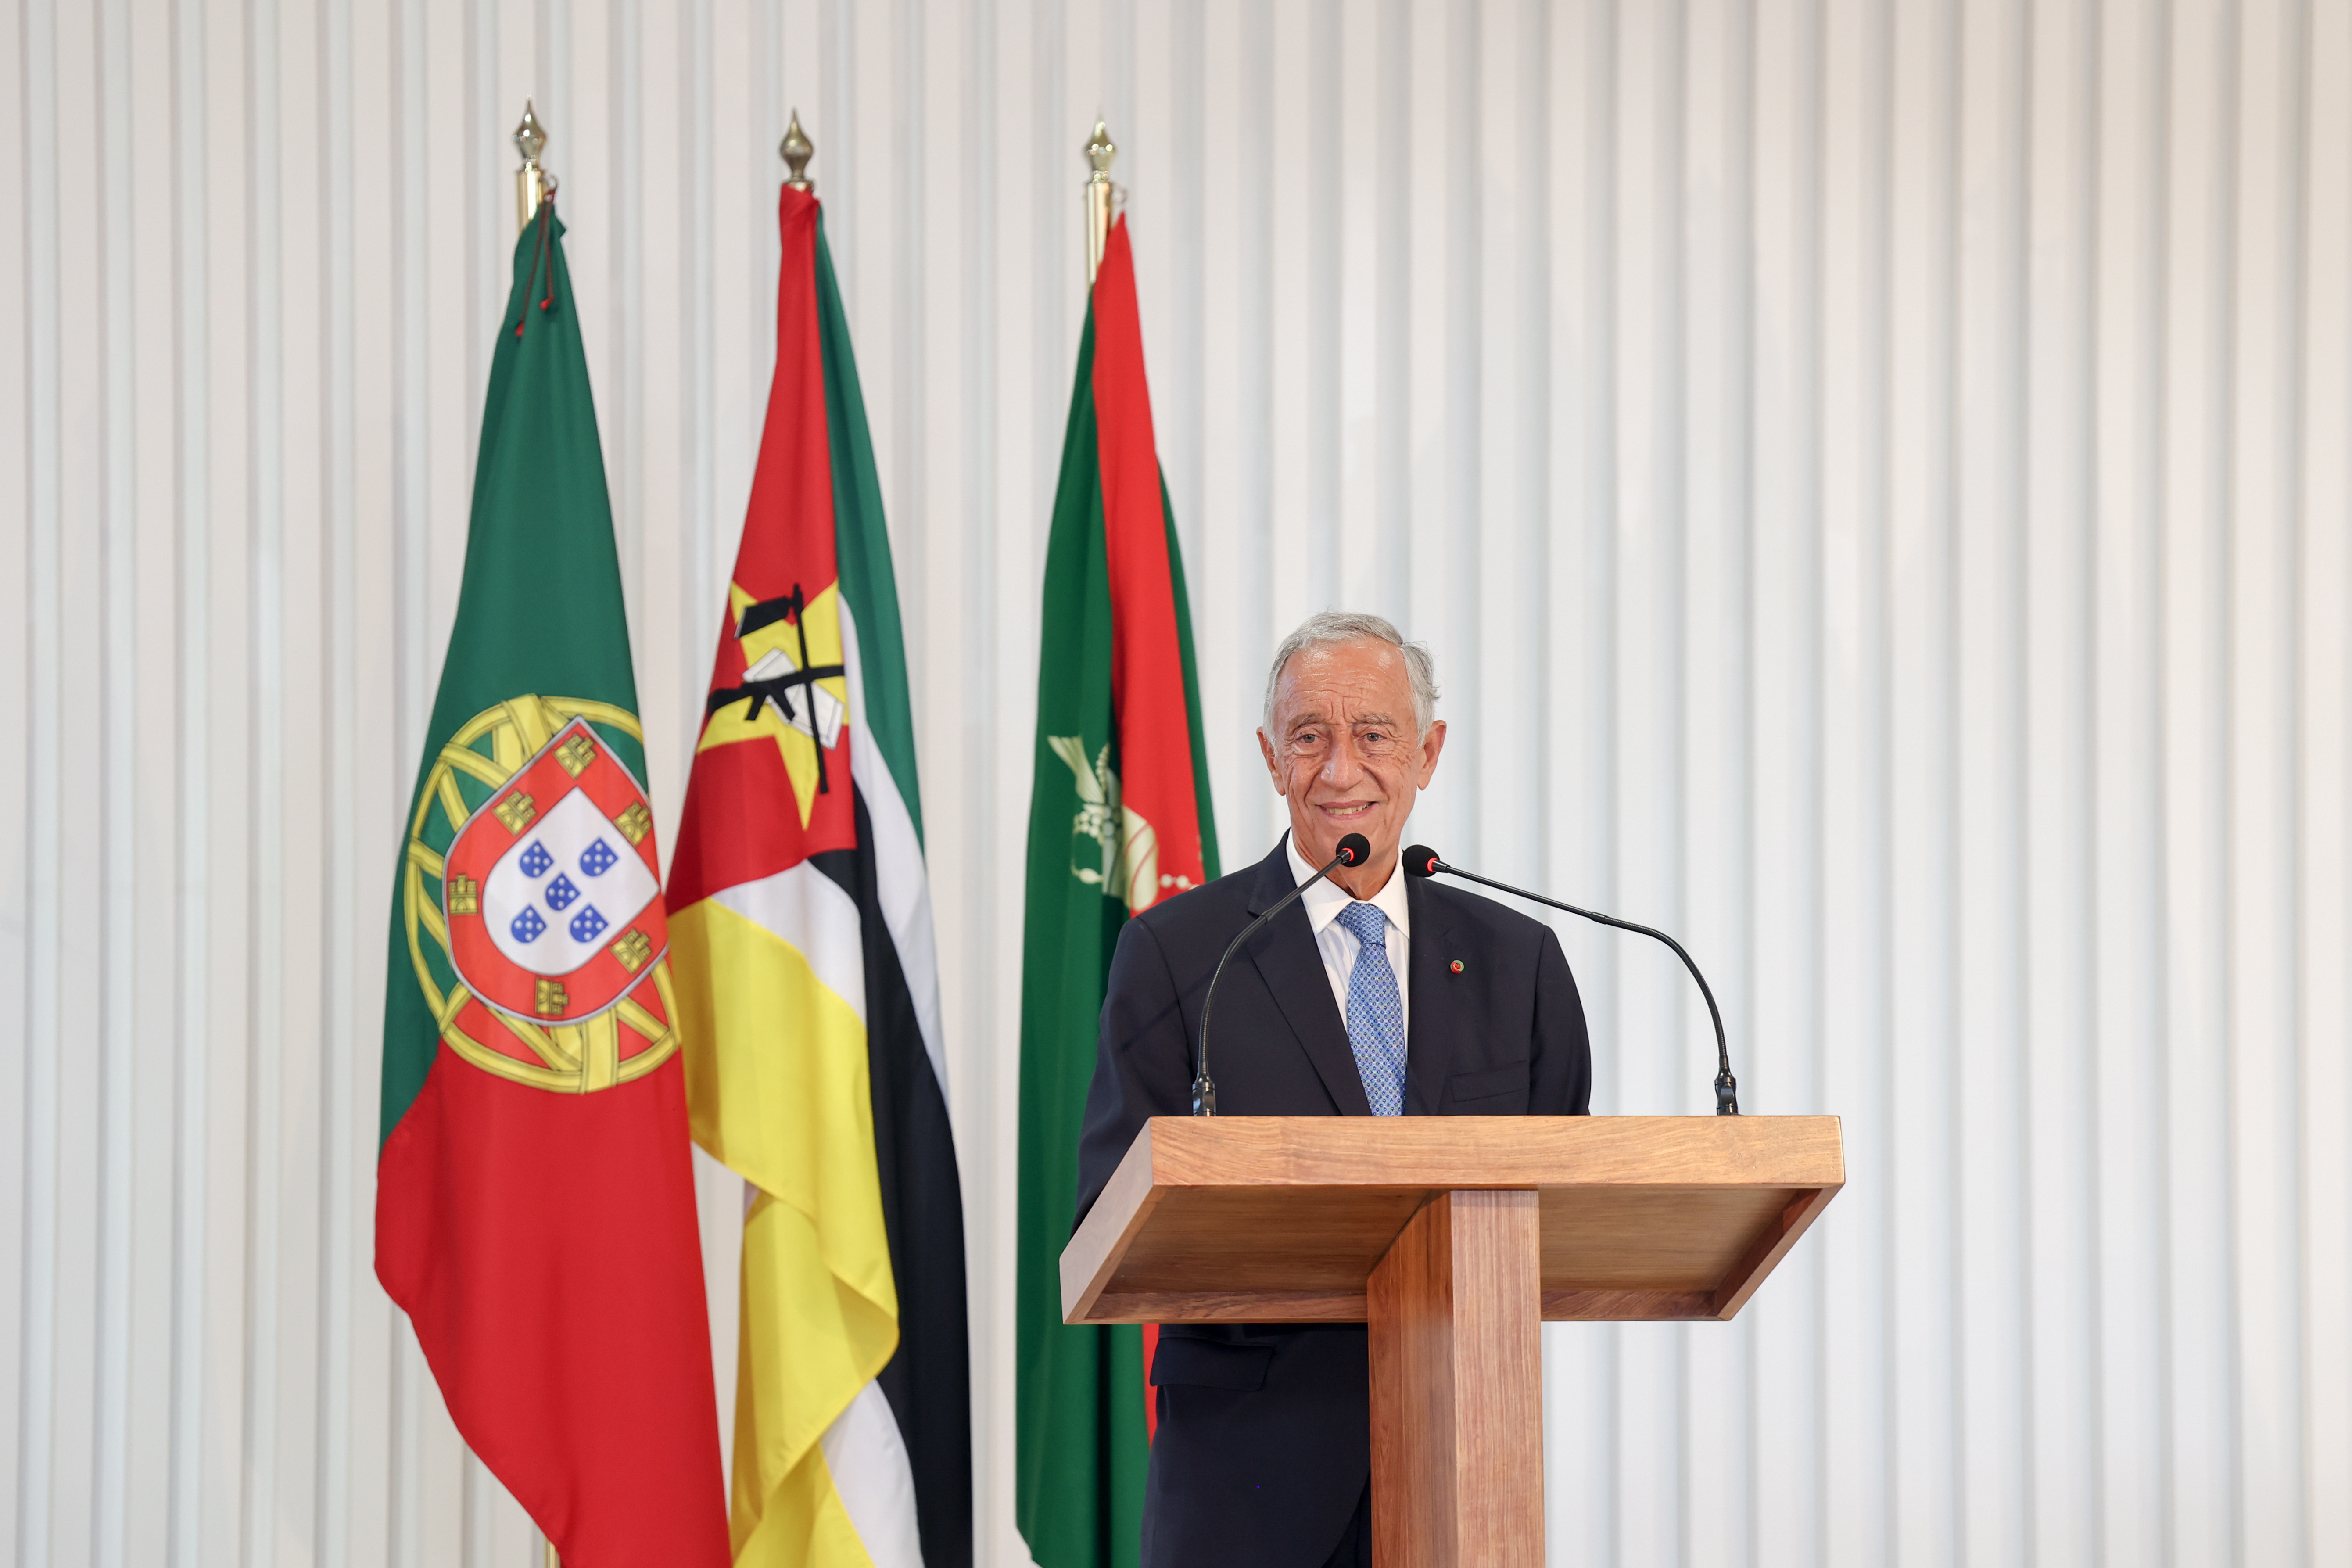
[1073, 837, 1593, 1568]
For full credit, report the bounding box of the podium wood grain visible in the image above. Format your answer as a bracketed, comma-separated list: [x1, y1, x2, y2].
[1061, 1116, 1844, 1326]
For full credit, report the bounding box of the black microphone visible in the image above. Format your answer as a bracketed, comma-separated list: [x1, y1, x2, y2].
[1192, 832, 1372, 1116]
[1401, 845, 1740, 1115]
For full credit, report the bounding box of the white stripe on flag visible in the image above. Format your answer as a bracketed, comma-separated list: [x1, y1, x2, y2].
[839, 600, 950, 1093]
[819, 1378, 926, 1568]
[710, 859, 868, 1024]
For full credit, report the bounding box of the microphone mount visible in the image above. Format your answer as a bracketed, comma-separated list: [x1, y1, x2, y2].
[1402, 847, 1739, 1115]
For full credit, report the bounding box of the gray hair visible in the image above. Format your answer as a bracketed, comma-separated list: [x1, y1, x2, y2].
[1260, 611, 1441, 738]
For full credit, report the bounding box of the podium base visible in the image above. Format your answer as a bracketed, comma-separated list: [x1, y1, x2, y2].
[1368, 1189, 1544, 1566]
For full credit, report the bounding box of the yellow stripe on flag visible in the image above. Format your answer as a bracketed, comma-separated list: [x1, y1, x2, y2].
[671, 896, 897, 1564]
[734, 1194, 893, 1567]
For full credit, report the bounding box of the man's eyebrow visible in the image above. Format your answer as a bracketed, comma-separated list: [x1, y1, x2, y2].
[1284, 710, 1400, 733]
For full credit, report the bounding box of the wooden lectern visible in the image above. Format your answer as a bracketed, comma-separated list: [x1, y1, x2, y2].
[1061, 1116, 1843, 1565]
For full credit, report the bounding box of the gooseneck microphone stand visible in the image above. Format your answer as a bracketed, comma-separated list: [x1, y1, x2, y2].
[1402, 846, 1739, 1115]
[1191, 832, 1371, 1116]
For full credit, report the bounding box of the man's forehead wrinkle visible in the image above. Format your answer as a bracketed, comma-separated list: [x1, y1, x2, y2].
[1273, 651, 1416, 726]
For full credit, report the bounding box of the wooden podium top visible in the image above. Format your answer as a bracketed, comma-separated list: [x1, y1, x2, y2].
[1061, 1115, 1843, 1325]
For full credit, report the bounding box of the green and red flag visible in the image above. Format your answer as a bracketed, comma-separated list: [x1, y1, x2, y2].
[1015, 215, 1220, 1568]
[667, 184, 970, 1568]
[376, 203, 731, 1566]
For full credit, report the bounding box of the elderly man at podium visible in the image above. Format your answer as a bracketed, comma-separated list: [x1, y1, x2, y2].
[1074, 610, 1594, 1568]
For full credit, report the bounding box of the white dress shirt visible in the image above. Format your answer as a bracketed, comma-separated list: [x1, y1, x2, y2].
[1287, 835, 1412, 1028]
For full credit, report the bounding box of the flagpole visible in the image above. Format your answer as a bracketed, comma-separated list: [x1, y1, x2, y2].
[517, 110, 554, 1568]
[1084, 117, 1117, 285]
[781, 108, 814, 190]
[514, 101, 552, 231]
[509, 100, 568, 1567]
[510, 92, 566, 1568]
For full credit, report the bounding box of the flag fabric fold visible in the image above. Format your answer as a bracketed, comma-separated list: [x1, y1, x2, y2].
[375, 205, 731, 1568]
[669, 185, 971, 1568]
[1015, 216, 1221, 1568]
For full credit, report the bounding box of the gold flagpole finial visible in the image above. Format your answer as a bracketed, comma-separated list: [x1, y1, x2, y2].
[1084, 116, 1118, 285]
[513, 101, 552, 233]
[780, 109, 815, 192]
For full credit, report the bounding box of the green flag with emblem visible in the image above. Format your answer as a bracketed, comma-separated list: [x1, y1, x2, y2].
[1014, 217, 1219, 1568]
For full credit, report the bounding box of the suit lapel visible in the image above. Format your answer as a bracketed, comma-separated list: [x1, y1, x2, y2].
[1403, 874, 1460, 1115]
[1242, 840, 1374, 1117]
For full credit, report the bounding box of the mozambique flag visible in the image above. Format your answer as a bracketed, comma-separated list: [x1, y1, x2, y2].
[668, 184, 970, 1568]
[1015, 216, 1220, 1568]
[376, 204, 731, 1566]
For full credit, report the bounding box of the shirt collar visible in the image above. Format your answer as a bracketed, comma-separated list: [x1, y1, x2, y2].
[1286, 833, 1411, 937]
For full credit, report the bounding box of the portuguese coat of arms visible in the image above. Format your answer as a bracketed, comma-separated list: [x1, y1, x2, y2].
[402, 697, 678, 1094]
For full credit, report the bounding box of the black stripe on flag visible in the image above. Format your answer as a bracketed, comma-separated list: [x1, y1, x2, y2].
[813, 786, 972, 1568]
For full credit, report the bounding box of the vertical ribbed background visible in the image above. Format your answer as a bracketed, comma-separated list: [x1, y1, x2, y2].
[4, 1, 2346, 1564]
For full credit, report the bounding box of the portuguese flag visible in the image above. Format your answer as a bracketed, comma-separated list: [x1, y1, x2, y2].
[667, 185, 970, 1568]
[376, 204, 731, 1565]
[1015, 216, 1219, 1568]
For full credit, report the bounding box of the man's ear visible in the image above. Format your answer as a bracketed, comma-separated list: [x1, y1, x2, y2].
[1415, 719, 1448, 788]
[1257, 727, 1285, 794]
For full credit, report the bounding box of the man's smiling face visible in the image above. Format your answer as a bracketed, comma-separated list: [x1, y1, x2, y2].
[1257, 636, 1447, 897]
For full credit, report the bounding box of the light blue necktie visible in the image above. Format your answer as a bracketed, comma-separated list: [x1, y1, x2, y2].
[1335, 901, 1407, 1116]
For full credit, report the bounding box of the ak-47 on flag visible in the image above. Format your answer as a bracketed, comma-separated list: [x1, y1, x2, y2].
[668, 117, 972, 1568]
[376, 120, 731, 1568]
[1016, 125, 1222, 1568]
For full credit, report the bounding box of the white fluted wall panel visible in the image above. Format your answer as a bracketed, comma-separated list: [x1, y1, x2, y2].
[6, 2, 2347, 1565]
